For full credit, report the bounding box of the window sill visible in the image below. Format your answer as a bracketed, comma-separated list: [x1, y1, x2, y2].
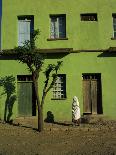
[51, 98, 67, 100]
[111, 37, 116, 40]
[47, 38, 68, 41]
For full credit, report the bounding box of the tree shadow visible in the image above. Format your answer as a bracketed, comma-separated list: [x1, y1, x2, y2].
[53, 121, 73, 126]
[44, 111, 54, 123]
[0, 76, 16, 122]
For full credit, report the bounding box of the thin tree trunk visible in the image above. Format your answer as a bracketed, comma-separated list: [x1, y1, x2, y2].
[33, 73, 44, 132]
[38, 104, 43, 132]
[41, 92, 47, 107]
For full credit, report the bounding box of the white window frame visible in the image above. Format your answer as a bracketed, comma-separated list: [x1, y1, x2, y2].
[52, 74, 66, 99]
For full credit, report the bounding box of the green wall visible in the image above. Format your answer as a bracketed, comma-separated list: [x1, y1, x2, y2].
[0, 0, 116, 121]
[42, 52, 116, 120]
[2, 0, 116, 50]
[0, 52, 116, 120]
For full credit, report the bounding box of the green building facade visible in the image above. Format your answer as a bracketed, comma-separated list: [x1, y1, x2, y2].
[0, 0, 116, 122]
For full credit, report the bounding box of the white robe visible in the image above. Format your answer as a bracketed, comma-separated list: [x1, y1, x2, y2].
[72, 96, 80, 120]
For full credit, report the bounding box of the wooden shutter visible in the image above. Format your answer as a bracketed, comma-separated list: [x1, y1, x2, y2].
[91, 80, 97, 114]
[83, 80, 91, 114]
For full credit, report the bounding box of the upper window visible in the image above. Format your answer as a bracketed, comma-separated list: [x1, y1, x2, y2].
[52, 74, 66, 99]
[81, 13, 98, 21]
[18, 16, 34, 46]
[112, 14, 116, 38]
[50, 14, 66, 39]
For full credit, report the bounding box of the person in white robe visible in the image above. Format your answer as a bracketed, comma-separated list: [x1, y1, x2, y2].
[72, 96, 80, 126]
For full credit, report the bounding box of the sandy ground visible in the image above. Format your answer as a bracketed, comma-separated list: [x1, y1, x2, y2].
[0, 120, 116, 155]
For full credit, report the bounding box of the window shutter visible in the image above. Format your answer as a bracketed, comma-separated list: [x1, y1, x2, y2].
[58, 16, 66, 38]
[50, 18, 55, 38]
[50, 17, 58, 38]
[55, 18, 59, 38]
[18, 21, 24, 46]
[24, 20, 30, 42]
[113, 16, 116, 38]
[18, 19, 31, 46]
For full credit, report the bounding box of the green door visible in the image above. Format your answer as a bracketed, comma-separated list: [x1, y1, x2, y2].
[18, 82, 32, 116]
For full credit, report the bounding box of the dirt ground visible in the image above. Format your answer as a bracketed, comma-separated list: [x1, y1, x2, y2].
[0, 119, 116, 155]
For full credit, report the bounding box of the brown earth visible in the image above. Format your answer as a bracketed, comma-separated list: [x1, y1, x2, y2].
[0, 119, 116, 155]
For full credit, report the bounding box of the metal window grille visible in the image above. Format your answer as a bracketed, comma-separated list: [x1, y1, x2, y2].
[81, 14, 98, 21]
[53, 74, 66, 99]
[17, 75, 32, 82]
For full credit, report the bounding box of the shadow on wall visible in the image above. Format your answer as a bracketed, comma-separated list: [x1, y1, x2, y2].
[97, 52, 116, 57]
[46, 53, 69, 59]
[0, 76, 16, 123]
[44, 111, 54, 123]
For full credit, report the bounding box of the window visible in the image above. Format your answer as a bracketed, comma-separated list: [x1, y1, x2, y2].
[81, 13, 98, 21]
[17, 75, 32, 81]
[52, 74, 66, 99]
[50, 14, 66, 39]
[18, 16, 34, 46]
[112, 14, 116, 38]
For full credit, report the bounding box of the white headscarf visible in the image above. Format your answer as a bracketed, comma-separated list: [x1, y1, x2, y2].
[73, 96, 79, 107]
[72, 96, 80, 120]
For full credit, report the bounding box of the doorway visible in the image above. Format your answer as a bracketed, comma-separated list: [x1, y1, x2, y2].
[17, 75, 36, 117]
[82, 73, 103, 115]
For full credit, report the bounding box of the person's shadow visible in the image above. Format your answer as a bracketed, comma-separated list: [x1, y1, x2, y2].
[0, 76, 16, 123]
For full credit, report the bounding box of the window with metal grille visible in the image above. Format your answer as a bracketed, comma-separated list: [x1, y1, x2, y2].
[112, 14, 116, 38]
[17, 75, 32, 82]
[81, 13, 98, 21]
[82, 73, 101, 80]
[50, 14, 66, 39]
[52, 74, 66, 99]
[18, 15, 34, 46]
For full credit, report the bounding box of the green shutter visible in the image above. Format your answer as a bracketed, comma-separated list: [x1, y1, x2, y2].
[18, 82, 32, 116]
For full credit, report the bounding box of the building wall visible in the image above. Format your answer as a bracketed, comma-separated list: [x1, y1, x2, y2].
[0, 52, 116, 120]
[42, 52, 116, 120]
[0, 0, 116, 120]
[2, 0, 116, 50]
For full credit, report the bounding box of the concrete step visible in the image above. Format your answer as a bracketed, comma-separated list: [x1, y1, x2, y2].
[81, 114, 108, 123]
